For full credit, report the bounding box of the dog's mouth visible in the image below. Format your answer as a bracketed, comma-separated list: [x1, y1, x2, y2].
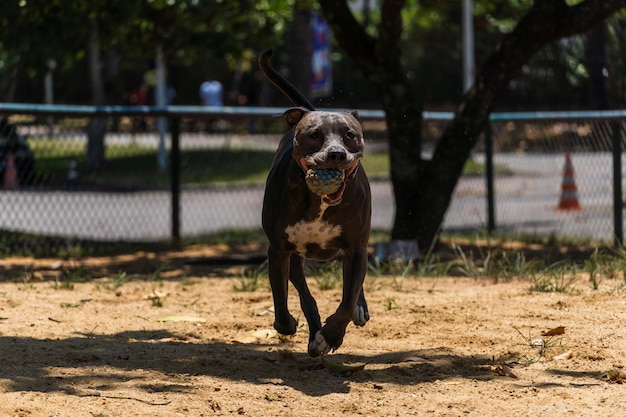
[299, 158, 360, 206]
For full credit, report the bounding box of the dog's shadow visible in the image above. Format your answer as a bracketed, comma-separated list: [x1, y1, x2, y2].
[0, 330, 495, 397]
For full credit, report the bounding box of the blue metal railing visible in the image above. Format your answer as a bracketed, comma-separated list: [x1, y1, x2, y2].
[1, 102, 624, 246]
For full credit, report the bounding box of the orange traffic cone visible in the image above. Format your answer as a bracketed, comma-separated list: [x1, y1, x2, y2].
[557, 153, 581, 211]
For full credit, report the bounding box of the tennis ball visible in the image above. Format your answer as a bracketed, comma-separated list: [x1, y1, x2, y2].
[305, 168, 344, 196]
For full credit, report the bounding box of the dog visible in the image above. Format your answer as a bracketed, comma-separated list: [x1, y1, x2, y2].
[259, 49, 372, 357]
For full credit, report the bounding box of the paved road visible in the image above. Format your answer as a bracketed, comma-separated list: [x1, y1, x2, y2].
[1, 152, 623, 242]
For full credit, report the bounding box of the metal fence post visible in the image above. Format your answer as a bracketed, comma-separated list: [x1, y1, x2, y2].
[170, 116, 181, 247]
[485, 124, 496, 232]
[612, 121, 623, 247]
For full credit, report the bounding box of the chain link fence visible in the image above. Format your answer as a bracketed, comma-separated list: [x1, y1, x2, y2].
[0, 105, 624, 255]
[444, 114, 625, 245]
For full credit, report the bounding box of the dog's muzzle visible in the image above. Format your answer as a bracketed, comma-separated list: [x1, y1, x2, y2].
[299, 158, 360, 206]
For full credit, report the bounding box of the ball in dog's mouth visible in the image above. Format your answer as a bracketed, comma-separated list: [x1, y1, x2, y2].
[305, 168, 345, 197]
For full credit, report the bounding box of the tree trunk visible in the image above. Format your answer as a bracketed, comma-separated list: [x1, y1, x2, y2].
[413, 0, 625, 250]
[586, 23, 608, 109]
[3, 59, 20, 102]
[286, 9, 313, 101]
[321, 0, 626, 252]
[378, 75, 423, 241]
[86, 18, 106, 171]
[318, 0, 424, 242]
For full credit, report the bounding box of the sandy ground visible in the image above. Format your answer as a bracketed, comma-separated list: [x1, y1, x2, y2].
[1, 248, 625, 417]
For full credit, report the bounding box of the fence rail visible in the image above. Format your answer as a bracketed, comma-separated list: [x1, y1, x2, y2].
[0, 103, 624, 255]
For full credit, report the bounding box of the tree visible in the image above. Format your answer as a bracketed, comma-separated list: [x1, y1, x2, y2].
[1, 0, 295, 169]
[318, 0, 626, 251]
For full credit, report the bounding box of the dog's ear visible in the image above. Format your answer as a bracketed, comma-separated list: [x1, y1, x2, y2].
[348, 110, 361, 123]
[282, 107, 309, 127]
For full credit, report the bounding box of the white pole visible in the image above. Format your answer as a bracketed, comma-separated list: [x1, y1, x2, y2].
[462, 0, 475, 93]
[45, 59, 56, 134]
[44, 65, 54, 104]
[155, 47, 168, 173]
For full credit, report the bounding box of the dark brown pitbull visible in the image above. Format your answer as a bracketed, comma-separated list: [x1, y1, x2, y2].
[259, 50, 372, 357]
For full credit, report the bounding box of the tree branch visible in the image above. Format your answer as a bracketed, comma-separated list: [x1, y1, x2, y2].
[434, 0, 626, 167]
[550, 0, 626, 39]
[318, 0, 377, 71]
[415, 0, 626, 248]
[378, 0, 405, 61]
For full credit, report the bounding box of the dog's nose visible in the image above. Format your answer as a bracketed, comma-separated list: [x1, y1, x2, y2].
[327, 146, 347, 162]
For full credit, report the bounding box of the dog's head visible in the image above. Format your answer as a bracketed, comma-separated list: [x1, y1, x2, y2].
[283, 107, 364, 205]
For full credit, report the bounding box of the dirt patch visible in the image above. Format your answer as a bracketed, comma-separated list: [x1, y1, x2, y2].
[0, 252, 625, 416]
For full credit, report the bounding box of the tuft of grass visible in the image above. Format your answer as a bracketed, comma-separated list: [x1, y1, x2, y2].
[414, 238, 455, 278]
[529, 261, 579, 293]
[233, 260, 267, 292]
[496, 251, 539, 282]
[148, 264, 167, 284]
[513, 326, 566, 364]
[454, 243, 483, 278]
[53, 266, 90, 290]
[150, 291, 165, 308]
[309, 260, 342, 291]
[584, 248, 607, 290]
[389, 259, 415, 291]
[382, 298, 399, 311]
[103, 271, 128, 291]
[61, 302, 82, 308]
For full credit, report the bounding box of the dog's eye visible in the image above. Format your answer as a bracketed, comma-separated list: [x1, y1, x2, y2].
[309, 131, 320, 139]
[346, 131, 356, 140]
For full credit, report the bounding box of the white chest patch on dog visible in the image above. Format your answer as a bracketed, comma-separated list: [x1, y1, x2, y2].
[285, 203, 342, 256]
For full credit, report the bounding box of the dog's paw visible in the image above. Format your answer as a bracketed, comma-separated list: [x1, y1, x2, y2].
[273, 315, 298, 336]
[308, 330, 331, 357]
[352, 304, 370, 327]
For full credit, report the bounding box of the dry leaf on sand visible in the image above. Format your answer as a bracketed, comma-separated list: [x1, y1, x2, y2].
[552, 350, 572, 361]
[541, 326, 565, 336]
[321, 354, 369, 376]
[232, 328, 279, 344]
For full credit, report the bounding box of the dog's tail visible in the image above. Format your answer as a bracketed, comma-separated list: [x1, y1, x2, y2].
[259, 49, 316, 111]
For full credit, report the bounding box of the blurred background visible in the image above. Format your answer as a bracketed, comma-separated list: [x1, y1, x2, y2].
[1, 1, 625, 257]
[2, 1, 624, 109]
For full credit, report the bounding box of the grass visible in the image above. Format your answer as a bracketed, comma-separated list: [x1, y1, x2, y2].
[513, 326, 567, 364]
[28, 135, 499, 189]
[1, 168, 623, 294]
[366, 231, 625, 294]
[234, 261, 267, 292]
[0, 227, 267, 259]
[5, 228, 625, 299]
[53, 266, 90, 290]
[103, 271, 128, 291]
[30, 138, 278, 189]
[307, 260, 343, 291]
[529, 261, 579, 293]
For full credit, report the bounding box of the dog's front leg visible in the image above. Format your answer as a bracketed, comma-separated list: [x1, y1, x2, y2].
[267, 246, 298, 335]
[353, 286, 370, 327]
[286, 254, 325, 356]
[310, 249, 369, 356]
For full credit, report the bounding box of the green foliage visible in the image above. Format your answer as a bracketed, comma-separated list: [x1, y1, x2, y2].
[0, 0, 296, 102]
